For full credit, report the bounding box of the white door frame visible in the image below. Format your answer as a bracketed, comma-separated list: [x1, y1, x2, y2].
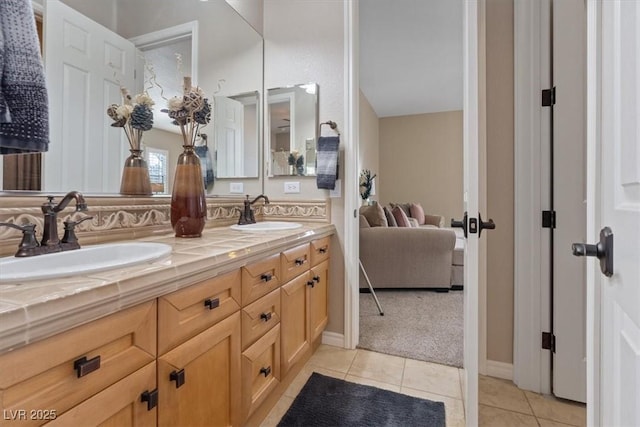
[343, 1, 481, 424]
[513, 0, 553, 395]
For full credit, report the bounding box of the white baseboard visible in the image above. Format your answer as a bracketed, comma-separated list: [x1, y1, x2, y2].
[486, 360, 514, 381]
[322, 331, 345, 347]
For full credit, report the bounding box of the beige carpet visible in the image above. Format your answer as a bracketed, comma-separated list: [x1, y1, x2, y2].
[358, 290, 463, 367]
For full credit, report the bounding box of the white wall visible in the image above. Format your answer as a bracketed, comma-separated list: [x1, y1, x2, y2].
[264, 0, 345, 334]
[359, 90, 380, 202]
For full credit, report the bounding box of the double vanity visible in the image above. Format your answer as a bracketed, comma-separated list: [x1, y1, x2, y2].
[0, 198, 334, 426]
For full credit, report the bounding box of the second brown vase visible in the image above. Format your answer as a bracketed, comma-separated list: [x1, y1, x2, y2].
[171, 145, 207, 237]
[120, 149, 152, 196]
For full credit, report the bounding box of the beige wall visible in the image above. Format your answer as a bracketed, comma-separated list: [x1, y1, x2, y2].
[486, 0, 514, 364]
[378, 111, 463, 225]
[263, 0, 345, 334]
[359, 91, 380, 202]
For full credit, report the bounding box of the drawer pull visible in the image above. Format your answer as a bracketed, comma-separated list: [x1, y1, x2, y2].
[260, 366, 272, 377]
[73, 355, 101, 378]
[260, 312, 272, 322]
[307, 280, 315, 288]
[140, 389, 158, 410]
[319, 247, 328, 254]
[260, 273, 273, 282]
[313, 275, 321, 283]
[294, 258, 306, 266]
[170, 369, 186, 388]
[204, 298, 220, 310]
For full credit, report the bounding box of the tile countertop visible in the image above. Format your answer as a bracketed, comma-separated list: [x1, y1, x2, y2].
[0, 222, 335, 355]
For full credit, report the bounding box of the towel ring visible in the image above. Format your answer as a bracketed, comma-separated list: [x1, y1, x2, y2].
[319, 120, 340, 136]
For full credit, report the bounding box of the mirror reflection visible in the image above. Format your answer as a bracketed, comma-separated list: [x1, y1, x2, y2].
[268, 83, 318, 177]
[0, 0, 263, 195]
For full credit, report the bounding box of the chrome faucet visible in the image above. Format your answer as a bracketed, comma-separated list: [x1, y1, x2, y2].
[238, 194, 270, 225]
[0, 191, 92, 258]
[41, 191, 88, 248]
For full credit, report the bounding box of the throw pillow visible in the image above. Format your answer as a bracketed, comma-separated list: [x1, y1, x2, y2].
[383, 206, 397, 227]
[359, 215, 370, 228]
[360, 202, 388, 227]
[390, 202, 412, 218]
[407, 217, 420, 227]
[391, 206, 411, 227]
[410, 203, 426, 225]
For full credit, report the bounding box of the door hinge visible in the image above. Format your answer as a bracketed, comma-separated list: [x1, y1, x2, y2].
[542, 87, 556, 106]
[542, 210, 556, 228]
[542, 332, 556, 352]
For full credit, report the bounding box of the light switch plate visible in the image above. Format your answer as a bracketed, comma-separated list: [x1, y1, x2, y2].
[284, 182, 300, 193]
[229, 182, 244, 193]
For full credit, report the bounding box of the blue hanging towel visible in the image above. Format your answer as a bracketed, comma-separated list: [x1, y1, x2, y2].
[316, 136, 339, 190]
[0, 0, 49, 154]
[194, 145, 214, 189]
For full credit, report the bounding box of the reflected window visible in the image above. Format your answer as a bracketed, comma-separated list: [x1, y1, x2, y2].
[147, 148, 169, 194]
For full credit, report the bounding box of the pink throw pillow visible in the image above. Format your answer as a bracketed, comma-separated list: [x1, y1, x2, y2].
[392, 206, 411, 227]
[410, 203, 426, 225]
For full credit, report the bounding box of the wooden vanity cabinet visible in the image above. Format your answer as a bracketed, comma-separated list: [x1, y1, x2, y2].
[157, 312, 242, 427]
[0, 301, 156, 427]
[43, 362, 157, 427]
[309, 259, 330, 342]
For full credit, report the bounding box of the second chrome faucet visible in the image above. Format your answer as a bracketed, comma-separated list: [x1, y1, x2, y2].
[238, 194, 270, 225]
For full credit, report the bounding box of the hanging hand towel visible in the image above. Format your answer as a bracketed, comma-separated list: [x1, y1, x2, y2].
[0, 0, 49, 154]
[316, 136, 339, 190]
[194, 145, 214, 190]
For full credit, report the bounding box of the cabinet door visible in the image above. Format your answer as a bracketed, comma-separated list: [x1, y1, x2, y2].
[241, 324, 280, 420]
[280, 272, 311, 375]
[44, 362, 156, 427]
[309, 260, 329, 342]
[158, 312, 241, 427]
[0, 302, 156, 427]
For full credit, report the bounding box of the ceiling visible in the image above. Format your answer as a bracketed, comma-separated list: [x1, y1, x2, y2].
[359, 0, 463, 118]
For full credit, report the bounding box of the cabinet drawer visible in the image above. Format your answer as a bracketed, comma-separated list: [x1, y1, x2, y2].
[0, 301, 156, 427]
[241, 324, 280, 420]
[242, 288, 281, 350]
[281, 243, 311, 282]
[310, 236, 331, 266]
[242, 253, 281, 306]
[158, 269, 241, 354]
[44, 362, 156, 427]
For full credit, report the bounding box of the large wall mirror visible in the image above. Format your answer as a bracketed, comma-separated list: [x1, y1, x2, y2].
[0, 0, 263, 195]
[267, 83, 318, 177]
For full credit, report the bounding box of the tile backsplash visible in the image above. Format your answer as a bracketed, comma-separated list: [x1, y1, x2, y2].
[0, 195, 330, 257]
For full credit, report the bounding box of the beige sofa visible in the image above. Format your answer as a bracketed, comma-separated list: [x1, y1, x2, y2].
[359, 216, 457, 290]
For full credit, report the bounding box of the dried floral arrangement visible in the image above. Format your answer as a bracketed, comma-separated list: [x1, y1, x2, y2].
[360, 169, 376, 201]
[162, 76, 212, 146]
[106, 88, 154, 151]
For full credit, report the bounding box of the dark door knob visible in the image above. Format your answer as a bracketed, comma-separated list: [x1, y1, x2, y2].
[451, 211, 468, 238]
[478, 213, 496, 237]
[572, 227, 614, 277]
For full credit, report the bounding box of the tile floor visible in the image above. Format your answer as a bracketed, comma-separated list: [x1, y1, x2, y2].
[261, 345, 586, 427]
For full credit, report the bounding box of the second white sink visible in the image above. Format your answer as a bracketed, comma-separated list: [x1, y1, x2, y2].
[230, 221, 303, 232]
[0, 242, 173, 283]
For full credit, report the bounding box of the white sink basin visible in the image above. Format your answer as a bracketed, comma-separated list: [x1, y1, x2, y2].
[230, 221, 303, 232]
[0, 242, 173, 283]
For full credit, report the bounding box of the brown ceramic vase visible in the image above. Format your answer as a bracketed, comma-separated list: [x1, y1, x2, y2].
[171, 145, 206, 237]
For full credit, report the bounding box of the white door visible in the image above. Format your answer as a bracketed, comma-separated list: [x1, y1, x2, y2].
[462, 1, 479, 425]
[44, 0, 135, 193]
[552, 0, 587, 403]
[214, 96, 244, 177]
[586, 0, 640, 425]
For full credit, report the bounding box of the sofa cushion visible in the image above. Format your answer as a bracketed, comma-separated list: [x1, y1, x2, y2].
[391, 206, 411, 227]
[410, 203, 426, 225]
[390, 202, 411, 218]
[360, 202, 388, 227]
[383, 206, 397, 227]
